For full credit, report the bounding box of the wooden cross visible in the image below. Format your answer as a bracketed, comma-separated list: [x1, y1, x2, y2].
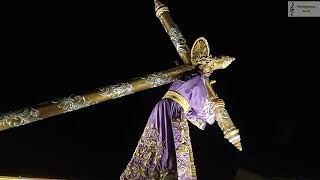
[0, 0, 242, 151]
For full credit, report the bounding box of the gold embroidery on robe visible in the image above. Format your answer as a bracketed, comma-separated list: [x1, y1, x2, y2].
[120, 122, 164, 179]
[172, 116, 197, 179]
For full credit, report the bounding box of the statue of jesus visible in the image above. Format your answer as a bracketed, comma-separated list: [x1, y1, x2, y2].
[120, 37, 234, 180]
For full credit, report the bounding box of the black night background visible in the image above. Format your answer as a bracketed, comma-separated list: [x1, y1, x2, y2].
[0, 1, 319, 180]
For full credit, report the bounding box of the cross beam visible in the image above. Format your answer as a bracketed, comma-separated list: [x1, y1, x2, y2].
[154, 0, 242, 151]
[0, 65, 193, 131]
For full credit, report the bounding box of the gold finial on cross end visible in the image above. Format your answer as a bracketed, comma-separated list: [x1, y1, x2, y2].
[154, 0, 168, 16]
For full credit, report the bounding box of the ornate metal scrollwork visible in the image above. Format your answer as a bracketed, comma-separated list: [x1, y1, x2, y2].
[215, 107, 236, 134]
[214, 106, 242, 151]
[99, 83, 134, 99]
[168, 26, 189, 57]
[0, 108, 42, 127]
[141, 72, 172, 88]
[54, 95, 91, 112]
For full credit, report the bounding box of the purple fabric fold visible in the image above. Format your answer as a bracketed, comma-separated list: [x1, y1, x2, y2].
[120, 73, 216, 180]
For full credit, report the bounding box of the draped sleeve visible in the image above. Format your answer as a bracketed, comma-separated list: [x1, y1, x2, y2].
[166, 73, 217, 130]
[183, 107, 207, 130]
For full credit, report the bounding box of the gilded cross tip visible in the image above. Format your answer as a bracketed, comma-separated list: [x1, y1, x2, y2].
[233, 141, 242, 151]
[154, 0, 165, 11]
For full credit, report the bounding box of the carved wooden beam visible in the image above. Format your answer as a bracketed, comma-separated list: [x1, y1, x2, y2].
[0, 65, 193, 132]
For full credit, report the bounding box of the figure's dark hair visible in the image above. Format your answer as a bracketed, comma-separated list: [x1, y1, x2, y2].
[177, 68, 200, 81]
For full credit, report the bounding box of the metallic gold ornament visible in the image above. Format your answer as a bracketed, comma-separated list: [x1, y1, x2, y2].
[204, 78, 242, 151]
[191, 37, 236, 71]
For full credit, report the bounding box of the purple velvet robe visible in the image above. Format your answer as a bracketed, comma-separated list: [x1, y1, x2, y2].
[120, 73, 217, 180]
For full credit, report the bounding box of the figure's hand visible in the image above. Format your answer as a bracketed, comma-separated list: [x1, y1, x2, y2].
[212, 98, 225, 107]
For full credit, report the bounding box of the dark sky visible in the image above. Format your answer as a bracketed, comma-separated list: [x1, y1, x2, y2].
[0, 1, 319, 180]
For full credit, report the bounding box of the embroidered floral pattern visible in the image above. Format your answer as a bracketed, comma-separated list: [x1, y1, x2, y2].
[120, 122, 165, 180]
[184, 114, 206, 130]
[203, 97, 216, 125]
[172, 116, 197, 180]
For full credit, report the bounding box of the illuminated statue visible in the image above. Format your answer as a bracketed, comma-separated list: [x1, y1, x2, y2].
[0, 1, 242, 180]
[120, 37, 239, 180]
